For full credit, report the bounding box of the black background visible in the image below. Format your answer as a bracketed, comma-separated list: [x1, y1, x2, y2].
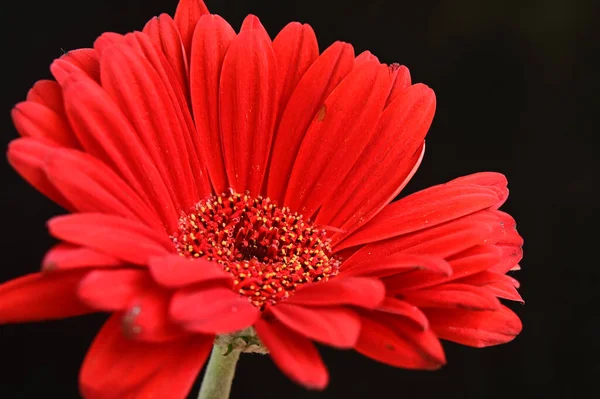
[1, 0, 598, 398]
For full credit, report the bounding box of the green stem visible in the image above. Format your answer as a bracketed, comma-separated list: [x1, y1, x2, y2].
[197, 345, 241, 399]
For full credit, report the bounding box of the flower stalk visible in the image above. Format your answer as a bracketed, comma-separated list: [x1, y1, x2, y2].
[197, 345, 241, 399]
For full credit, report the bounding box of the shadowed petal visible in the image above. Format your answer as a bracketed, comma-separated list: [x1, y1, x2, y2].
[80, 315, 212, 398]
[255, 318, 328, 390]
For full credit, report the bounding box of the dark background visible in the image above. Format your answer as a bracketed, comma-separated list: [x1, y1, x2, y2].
[1, 0, 597, 397]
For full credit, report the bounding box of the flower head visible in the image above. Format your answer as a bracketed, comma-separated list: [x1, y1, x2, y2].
[1, 0, 523, 397]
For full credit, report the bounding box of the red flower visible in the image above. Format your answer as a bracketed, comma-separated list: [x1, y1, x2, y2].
[1, 0, 523, 397]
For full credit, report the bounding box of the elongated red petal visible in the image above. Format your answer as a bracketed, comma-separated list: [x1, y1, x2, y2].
[80, 315, 211, 399]
[343, 210, 505, 267]
[190, 14, 236, 194]
[272, 22, 319, 120]
[123, 31, 213, 201]
[77, 269, 148, 311]
[285, 60, 391, 217]
[42, 243, 123, 271]
[120, 336, 212, 399]
[317, 84, 435, 239]
[100, 43, 201, 212]
[7, 138, 72, 210]
[44, 148, 164, 231]
[123, 288, 188, 342]
[385, 244, 502, 292]
[51, 49, 100, 84]
[254, 318, 328, 390]
[339, 180, 504, 250]
[341, 253, 452, 278]
[170, 286, 260, 334]
[26, 80, 64, 114]
[376, 297, 430, 330]
[449, 172, 509, 208]
[219, 18, 278, 195]
[386, 64, 412, 106]
[48, 213, 172, 265]
[269, 304, 360, 348]
[425, 305, 522, 347]
[267, 41, 355, 203]
[0, 271, 91, 323]
[355, 314, 445, 370]
[399, 283, 502, 311]
[174, 0, 210, 59]
[61, 72, 178, 230]
[12, 101, 78, 147]
[143, 14, 188, 95]
[148, 255, 233, 288]
[284, 277, 384, 308]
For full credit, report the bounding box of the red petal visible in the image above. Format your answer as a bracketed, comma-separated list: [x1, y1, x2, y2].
[44, 149, 164, 231]
[254, 318, 328, 389]
[317, 84, 435, 240]
[143, 14, 188, 96]
[26, 80, 64, 114]
[339, 178, 504, 250]
[100, 43, 201, 211]
[48, 213, 172, 265]
[80, 315, 212, 399]
[284, 60, 392, 217]
[267, 41, 355, 204]
[7, 138, 72, 210]
[123, 288, 189, 342]
[341, 253, 452, 278]
[273, 22, 319, 120]
[190, 14, 236, 194]
[0, 271, 91, 323]
[489, 244, 523, 274]
[399, 283, 502, 311]
[343, 210, 505, 267]
[120, 336, 212, 399]
[125, 31, 213, 201]
[386, 64, 412, 106]
[61, 73, 180, 230]
[170, 286, 260, 334]
[219, 19, 278, 195]
[425, 305, 522, 347]
[93, 32, 124, 55]
[385, 244, 502, 292]
[355, 314, 445, 370]
[448, 172, 509, 208]
[269, 304, 360, 348]
[148, 255, 233, 288]
[51, 49, 100, 84]
[42, 243, 123, 272]
[376, 297, 429, 330]
[174, 0, 210, 59]
[12, 101, 78, 147]
[284, 277, 384, 308]
[77, 269, 149, 311]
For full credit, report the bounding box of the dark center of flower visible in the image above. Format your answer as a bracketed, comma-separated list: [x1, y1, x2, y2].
[172, 190, 340, 308]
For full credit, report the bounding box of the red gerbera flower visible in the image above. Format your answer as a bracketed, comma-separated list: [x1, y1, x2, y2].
[0, 0, 523, 398]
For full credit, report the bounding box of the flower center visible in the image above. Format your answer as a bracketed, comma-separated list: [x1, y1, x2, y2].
[172, 190, 340, 308]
